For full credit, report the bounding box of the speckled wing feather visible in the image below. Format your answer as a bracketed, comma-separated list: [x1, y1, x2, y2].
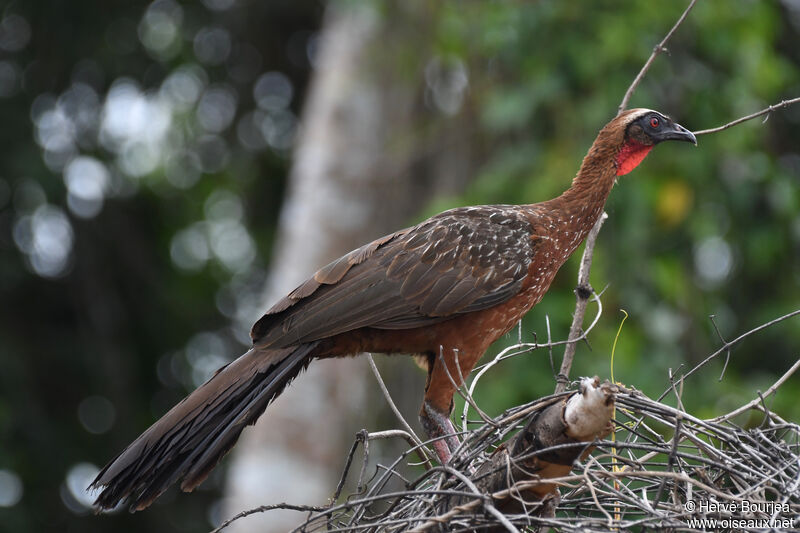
[251, 205, 537, 348]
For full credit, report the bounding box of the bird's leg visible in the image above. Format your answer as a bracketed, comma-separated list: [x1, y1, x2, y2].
[420, 399, 460, 465]
[419, 347, 477, 464]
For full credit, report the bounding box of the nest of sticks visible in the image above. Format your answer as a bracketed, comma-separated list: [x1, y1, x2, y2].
[270, 392, 799, 531]
[214, 310, 800, 533]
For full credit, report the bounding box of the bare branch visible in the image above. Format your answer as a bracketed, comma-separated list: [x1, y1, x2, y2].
[366, 354, 433, 467]
[439, 465, 521, 533]
[712, 357, 800, 423]
[693, 97, 800, 135]
[657, 307, 800, 401]
[556, 212, 608, 393]
[331, 430, 366, 503]
[211, 503, 326, 533]
[618, 0, 698, 114]
[708, 314, 732, 381]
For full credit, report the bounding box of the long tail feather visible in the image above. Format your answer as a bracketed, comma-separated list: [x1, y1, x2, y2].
[90, 342, 318, 511]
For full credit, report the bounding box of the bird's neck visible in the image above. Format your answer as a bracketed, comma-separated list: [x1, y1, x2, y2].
[538, 135, 620, 241]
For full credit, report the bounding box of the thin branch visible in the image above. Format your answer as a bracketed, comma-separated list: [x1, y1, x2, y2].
[332, 430, 367, 502]
[367, 429, 426, 445]
[437, 346, 497, 431]
[658, 308, 800, 401]
[463, 342, 536, 433]
[441, 465, 521, 533]
[712, 358, 800, 423]
[708, 314, 732, 381]
[556, 212, 608, 393]
[693, 97, 800, 135]
[211, 503, 326, 533]
[618, 0, 698, 113]
[366, 354, 433, 467]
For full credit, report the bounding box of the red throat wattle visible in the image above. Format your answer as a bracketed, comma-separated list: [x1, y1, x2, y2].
[616, 139, 653, 176]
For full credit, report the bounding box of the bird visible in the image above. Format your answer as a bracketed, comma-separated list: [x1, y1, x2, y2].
[91, 108, 696, 511]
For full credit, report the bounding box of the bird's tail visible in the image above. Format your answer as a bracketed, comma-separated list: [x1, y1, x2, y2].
[90, 342, 318, 511]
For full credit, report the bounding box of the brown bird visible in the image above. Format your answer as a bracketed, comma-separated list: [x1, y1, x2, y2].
[91, 108, 696, 511]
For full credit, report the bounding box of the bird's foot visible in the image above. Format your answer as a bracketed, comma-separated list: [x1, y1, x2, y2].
[420, 401, 462, 465]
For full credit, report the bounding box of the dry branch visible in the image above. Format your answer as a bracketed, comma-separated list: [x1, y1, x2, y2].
[693, 97, 800, 135]
[657, 308, 800, 401]
[556, 212, 608, 393]
[618, 0, 698, 113]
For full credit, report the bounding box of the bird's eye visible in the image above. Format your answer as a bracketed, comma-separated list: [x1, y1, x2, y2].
[649, 117, 660, 128]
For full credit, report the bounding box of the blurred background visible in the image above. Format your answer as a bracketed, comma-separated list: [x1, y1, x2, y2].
[0, 0, 799, 531]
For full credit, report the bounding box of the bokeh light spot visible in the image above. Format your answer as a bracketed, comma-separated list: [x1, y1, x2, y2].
[208, 220, 256, 273]
[260, 109, 296, 151]
[138, 0, 183, 60]
[185, 332, 230, 387]
[64, 156, 110, 218]
[160, 65, 208, 112]
[170, 223, 211, 271]
[164, 150, 202, 189]
[0, 470, 23, 507]
[62, 463, 99, 513]
[194, 26, 232, 66]
[197, 84, 238, 133]
[694, 236, 734, 288]
[77, 396, 116, 435]
[253, 71, 293, 111]
[0, 14, 31, 52]
[13, 204, 74, 278]
[204, 189, 243, 222]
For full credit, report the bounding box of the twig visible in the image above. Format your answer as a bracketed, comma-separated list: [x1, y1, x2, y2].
[582, 456, 618, 526]
[438, 347, 497, 430]
[618, 0, 698, 113]
[463, 343, 536, 433]
[658, 308, 800, 401]
[712, 357, 800, 423]
[546, 315, 555, 378]
[652, 414, 682, 510]
[211, 503, 327, 533]
[442, 465, 521, 533]
[693, 97, 800, 135]
[332, 430, 367, 502]
[366, 354, 433, 468]
[708, 314, 732, 381]
[367, 429, 426, 446]
[556, 212, 608, 393]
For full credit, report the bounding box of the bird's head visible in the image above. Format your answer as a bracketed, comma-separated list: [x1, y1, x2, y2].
[611, 108, 697, 176]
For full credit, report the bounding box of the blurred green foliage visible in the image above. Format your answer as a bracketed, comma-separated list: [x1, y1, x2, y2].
[0, 0, 798, 532]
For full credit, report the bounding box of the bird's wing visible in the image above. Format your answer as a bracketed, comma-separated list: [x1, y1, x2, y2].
[250, 205, 537, 348]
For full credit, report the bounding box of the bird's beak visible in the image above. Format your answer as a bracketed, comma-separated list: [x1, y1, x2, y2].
[658, 122, 697, 146]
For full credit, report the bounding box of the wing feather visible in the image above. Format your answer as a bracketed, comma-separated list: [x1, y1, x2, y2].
[251, 206, 537, 347]
[400, 262, 444, 299]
